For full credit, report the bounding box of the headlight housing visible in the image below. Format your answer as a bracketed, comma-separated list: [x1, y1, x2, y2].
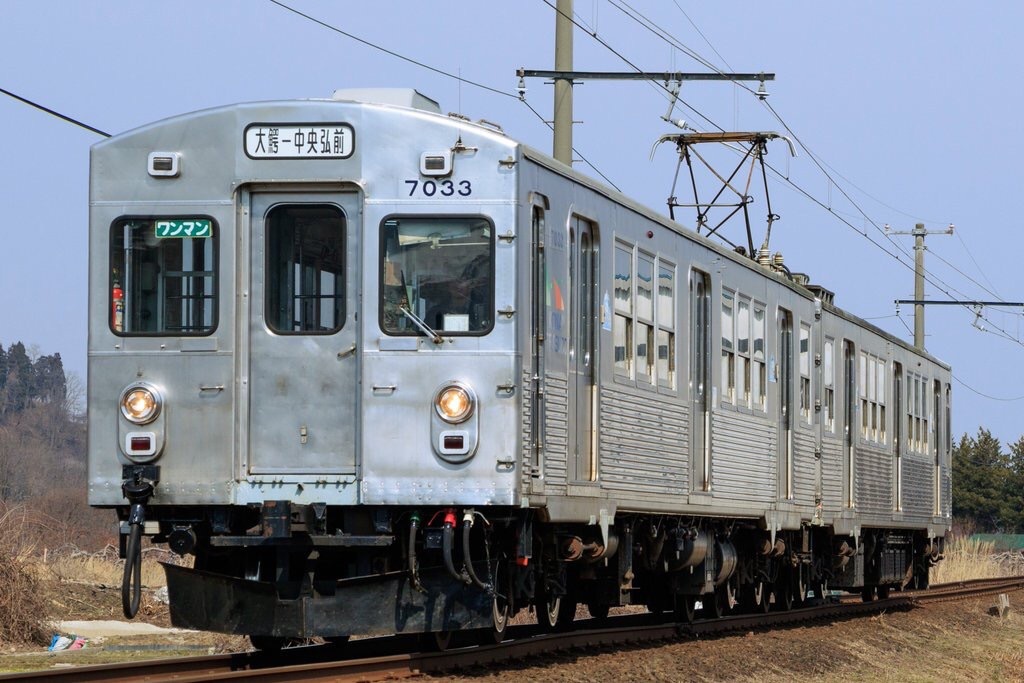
[434, 382, 475, 424]
[120, 383, 163, 425]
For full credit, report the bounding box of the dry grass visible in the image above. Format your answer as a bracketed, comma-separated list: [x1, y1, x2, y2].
[931, 535, 1024, 584]
[37, 545, 178, 588]
[0, 504, 56, 645]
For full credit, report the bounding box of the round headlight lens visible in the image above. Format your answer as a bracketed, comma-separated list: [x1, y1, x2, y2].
[435, 384, 474, 423]
[120, 384, 162, 424]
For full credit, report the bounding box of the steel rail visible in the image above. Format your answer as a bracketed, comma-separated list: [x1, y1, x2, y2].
[3, 576, 1021, 683]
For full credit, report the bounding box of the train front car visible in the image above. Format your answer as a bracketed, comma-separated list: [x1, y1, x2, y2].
[87, 90, 523, 644]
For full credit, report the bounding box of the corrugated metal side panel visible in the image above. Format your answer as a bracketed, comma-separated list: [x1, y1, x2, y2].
[821, 440, 843, 509]
[520, 367, 533, 490]
[543, 374, 569, 490]
[792, 430, 817, 504]
[854, 445, 892, 514]
[943, 467, 952, 520]
[599, 387, 688, 496]
[902, 453, 933, 516]
[711, 410, 776, 504]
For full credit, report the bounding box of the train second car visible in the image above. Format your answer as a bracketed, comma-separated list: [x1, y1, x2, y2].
[87, 89, 950, 644]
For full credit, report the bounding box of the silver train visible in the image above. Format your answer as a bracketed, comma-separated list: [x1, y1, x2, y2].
[88, 89, 951, 645]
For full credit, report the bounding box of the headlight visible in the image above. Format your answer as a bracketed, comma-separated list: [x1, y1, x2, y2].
[435, 383, 474, 423]
[120, 383, 163, 424]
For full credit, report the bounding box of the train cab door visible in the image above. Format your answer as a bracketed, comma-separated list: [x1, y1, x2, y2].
[569, 217, 599, 483]
[245, 192, 360, 475]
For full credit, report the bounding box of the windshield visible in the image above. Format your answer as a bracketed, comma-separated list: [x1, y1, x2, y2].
[380, 216, 493, 335]
[109, 218, 217, 335]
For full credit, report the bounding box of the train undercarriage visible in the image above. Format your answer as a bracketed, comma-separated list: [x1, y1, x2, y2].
[138, 501, 943, 649]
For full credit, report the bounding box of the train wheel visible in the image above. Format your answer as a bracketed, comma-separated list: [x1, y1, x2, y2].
[812, 578, 829, 602]
[861, 585, 875, 602]
[430, 630, 453, 651]
[674, 595, 696, 623]
[753, 580, 772, 613]
[775, 579, 794, 611]
[480, 561, 512, 644]
[876, 584, 891, 600]
[479, 596, 510, 645]
[556, 597, 578, 630]
[538, 588, 561, 631]
[701, 588, 727, 619]
[250, 635, 286, 652]
[587, 603, 610, 620]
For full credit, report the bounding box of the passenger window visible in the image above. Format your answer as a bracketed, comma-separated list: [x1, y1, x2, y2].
[859, 351, 888, 445]
[613, 242, 634, 376]
[265, 205, 345, 334]
[637, 252, 655, 381]
[109, 217, 216, 335]
[721, 290, 735, 403]
[736, 299, 750, 407]
[656, 262, 676, 389]
[823, 338, 835, 432]
[380, 216, 493, 335]
[799, 324, 811, 422]
[752, 306, 766, 411]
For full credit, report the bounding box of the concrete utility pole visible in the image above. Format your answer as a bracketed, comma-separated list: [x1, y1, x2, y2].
[533, 0, 773, 167]
[887, 223, 954, 351]
[552, 0, 574, 165]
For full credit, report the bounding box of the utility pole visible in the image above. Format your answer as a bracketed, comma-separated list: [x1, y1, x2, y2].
[886, 223, 954, 350]
[527, 0, 773, 167]
[553, 0, 574, 165]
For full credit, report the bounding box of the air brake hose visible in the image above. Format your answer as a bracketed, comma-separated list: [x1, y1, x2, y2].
[462, 511, 492, 593]
[122, 502, 145, 618]
[441, 509, 472, 585]
[121, 472, 156, 619]
[408, 513, 425, 593]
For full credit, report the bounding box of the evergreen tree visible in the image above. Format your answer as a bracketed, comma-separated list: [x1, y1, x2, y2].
[952, 428, 1012, 532]
[33, 353, 66, 407]
[1006, 437, 1024, 533]
[0, 342, 33, 415]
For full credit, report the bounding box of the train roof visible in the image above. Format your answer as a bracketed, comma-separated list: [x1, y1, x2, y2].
[517, 144, 949, 371]
[92, 90, 947, 370]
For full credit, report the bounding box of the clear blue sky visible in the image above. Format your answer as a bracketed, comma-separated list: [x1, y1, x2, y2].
[2, 1, 1022, 445]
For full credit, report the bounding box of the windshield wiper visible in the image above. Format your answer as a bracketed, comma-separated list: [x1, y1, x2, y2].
[399, 306, 445, 344]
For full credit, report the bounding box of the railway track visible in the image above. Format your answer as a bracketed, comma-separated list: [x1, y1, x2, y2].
[3, 576, 1021, 683]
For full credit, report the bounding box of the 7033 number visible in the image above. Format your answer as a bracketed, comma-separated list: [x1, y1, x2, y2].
[404, 179, 472, 197]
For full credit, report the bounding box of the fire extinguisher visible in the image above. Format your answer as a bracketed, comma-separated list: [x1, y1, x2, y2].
[112, 279, 124, 332]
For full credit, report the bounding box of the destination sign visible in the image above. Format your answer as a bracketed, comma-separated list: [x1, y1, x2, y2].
[244, 123, 354, 159]
[155, 219, 213, 238]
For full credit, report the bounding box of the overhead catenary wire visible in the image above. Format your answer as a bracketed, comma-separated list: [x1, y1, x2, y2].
[953, 374, 1024, 402]
[268, 0, 516, 100]
[269, 0, 619, 189]
[567, 2, 1024, 351]
[0, 86, 110, 137]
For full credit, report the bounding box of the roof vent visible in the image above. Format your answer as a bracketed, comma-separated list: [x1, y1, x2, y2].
[331, 88, 441, 114]
[805, 284, 835, 306]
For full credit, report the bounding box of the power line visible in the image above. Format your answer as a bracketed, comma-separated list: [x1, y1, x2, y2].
[954, 374, 1024, 402]
[268, 0, 517, 100]
[0, 86, 109, 137]
[581, 2, 990, 308]
[270, 0, 623, 187]
[518, 96, 621, 190]
[955, 228, 1003, 300]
